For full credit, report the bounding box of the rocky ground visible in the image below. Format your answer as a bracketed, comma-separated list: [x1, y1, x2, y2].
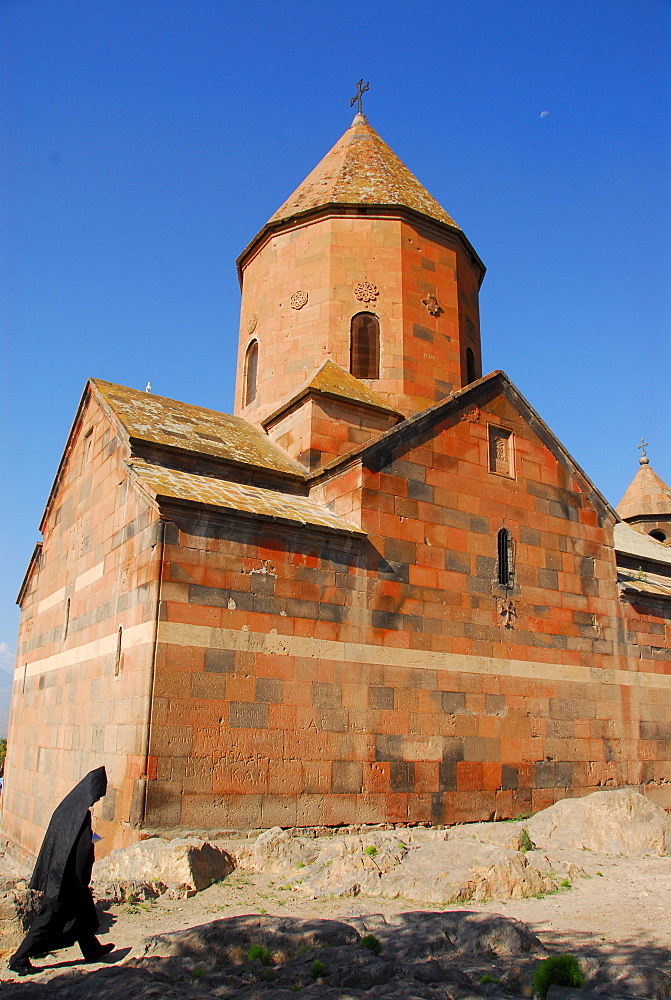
[0, 790, 669, 999]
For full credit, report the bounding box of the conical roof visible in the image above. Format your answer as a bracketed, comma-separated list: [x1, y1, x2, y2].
[267, 114, 459, 229]
[616, 457, 671, 520]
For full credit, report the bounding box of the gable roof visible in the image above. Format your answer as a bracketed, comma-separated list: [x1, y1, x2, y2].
[128, 461, 363, 537]
[616, 459, 671, 520]
[310, 370, 620, 526]
[268, 115, 460, 231]
[613, 520, 671, 566]
[263, 359, 402, 427]
[91, 380, 305, 479]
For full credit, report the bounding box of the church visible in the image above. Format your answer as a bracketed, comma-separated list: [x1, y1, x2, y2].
[4, 110, 671, 858]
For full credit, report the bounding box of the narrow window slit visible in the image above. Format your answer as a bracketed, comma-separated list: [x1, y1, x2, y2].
[63, 598, 70, 641]
[497, 528, 513, 587]
[115, 626, 123, 676]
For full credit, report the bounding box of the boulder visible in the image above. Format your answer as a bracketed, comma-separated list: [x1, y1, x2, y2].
[350, 909, 543, 959]
[0, 888, 42, 953]
[446, 819, 528, 850]
[138, 914, 360, 965]
[376, 841, 561, 904]
[251, 827, 319, 873]
[526, 788, 671, 855]
[93, 837, 234, 898]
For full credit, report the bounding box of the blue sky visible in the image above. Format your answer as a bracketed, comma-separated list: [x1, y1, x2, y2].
[1, 0, 670, 734]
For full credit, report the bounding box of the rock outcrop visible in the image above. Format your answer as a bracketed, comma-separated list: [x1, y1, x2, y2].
[525, 789, 671, 855]
[93, 837, 234, 900]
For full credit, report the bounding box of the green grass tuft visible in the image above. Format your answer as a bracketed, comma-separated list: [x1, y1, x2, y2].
[360, 934, 382, 956]
[479, 974, 499, 984]
[364, 844, 378, 857]
[247, 944, 271, 966]
[310, 959, 327, 979]
[519, 828, 535, 853]
[531, 954, 585, 998]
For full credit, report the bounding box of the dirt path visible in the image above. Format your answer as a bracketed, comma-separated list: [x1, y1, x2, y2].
[2, 846, 670, 985]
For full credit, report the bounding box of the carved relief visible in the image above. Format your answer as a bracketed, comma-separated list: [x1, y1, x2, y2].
[465, 316, 476, 341]
[488, 426, 514, 477]
[290, 290, 308, 310]
[354, 281, 378, 303]
[422, 294, 442, 317]
[460, 406, 480, 423]
[498, 599, 517, 629]
[246, 314, 258, 335]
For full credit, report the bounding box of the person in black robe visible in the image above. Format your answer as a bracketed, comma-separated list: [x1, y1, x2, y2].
[8, 766, 115, 975]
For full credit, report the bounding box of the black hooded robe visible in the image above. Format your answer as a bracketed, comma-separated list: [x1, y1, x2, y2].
[11, 767, 108, 963]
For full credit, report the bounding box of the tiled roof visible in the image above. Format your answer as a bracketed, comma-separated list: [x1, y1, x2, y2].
[264, 360, 401, 426]
[91, 380, 305, 478]
[616, 460, 671, 520]
[618, 568, 671, 600]
[268, 114, 459, 230]
[613, 520, 671, 565]
[128, 461, 364, 535]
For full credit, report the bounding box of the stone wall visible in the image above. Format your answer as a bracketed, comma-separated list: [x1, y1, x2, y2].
[3, 392, 160, 856]
[144, 384, 671, 832]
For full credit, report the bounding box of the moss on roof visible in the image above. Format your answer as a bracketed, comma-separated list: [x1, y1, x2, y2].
[264, 360, 401, 427]
[128, 461, 364, 535]
[268, 114, 459, 230]
[92, 379, 305, 477]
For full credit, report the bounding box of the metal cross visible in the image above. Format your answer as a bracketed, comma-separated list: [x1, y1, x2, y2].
[638, 437, 648, 458]
[350, 79, 369, 116]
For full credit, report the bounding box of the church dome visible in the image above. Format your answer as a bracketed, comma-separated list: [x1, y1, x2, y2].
[617, 458, 671, 521]
[267, 114, 460, 230]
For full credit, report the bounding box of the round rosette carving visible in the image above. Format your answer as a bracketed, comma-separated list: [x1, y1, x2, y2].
[290, 290, 308, 310]
[354, 281, 378, 302]
[246, 314, 258, 335]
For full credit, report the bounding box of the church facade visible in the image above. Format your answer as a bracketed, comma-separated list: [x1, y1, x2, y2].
[4, 115, 671, 858]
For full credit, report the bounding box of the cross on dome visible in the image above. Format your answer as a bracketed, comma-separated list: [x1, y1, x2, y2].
[350, 79, 369, 116]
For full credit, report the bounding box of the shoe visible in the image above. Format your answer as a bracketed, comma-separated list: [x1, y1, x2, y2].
[83, 942, 115, 962]
[8, 956, 35, 976]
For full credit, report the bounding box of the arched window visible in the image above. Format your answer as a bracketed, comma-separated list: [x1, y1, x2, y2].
[466, 348, 477, 384]
[497, 528, 513, 587]
[650, 529, 667, 542]
[244, 340, 258, 406]
[350, 313, 380, 379]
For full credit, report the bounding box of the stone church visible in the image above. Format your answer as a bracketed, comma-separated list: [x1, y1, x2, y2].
[4, 113, 671, 858]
